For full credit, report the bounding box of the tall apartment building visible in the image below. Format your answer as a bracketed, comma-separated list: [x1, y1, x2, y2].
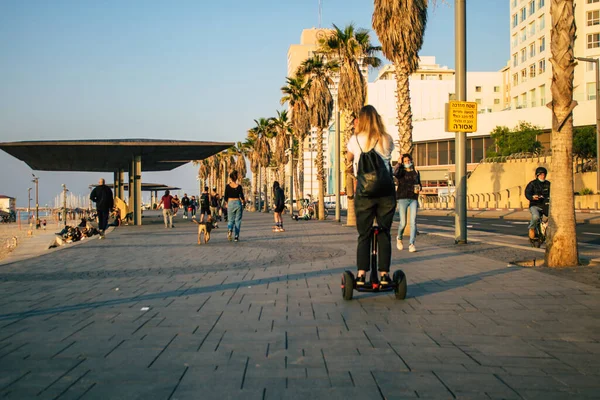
[287, 28, 368, 199]
[509, 0, 600, 108]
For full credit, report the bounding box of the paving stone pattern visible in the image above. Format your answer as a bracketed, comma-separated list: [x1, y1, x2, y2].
[0, 212, 599, 399]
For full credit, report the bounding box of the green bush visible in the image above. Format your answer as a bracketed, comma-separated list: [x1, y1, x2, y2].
[580, 188, 594, 195]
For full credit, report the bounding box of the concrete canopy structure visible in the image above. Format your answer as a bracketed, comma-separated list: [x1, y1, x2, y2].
[0, 139, 231, 172]
[99, 183, 182, 192]
[0, 139, 233, 225]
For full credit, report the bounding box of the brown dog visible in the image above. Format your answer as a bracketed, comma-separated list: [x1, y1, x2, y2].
[192, 216, 214, 244]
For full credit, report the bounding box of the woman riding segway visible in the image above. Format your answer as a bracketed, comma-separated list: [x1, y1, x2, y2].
[342, 105, 407, 300]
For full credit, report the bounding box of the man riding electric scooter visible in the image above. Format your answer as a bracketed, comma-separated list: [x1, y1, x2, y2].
[525, 166, 550, 241]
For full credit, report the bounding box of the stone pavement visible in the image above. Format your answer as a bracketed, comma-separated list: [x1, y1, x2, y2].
[0, 211, 599, 399]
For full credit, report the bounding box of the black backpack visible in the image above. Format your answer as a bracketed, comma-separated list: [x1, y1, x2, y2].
[355, 139, 394, 198]
[200, 193, 209, 208]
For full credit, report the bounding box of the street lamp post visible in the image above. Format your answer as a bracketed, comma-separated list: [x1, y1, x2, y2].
[32, 175, 39, 228]
[454, 0, 468, 244]
[334, 101, 341, 222]
[575, 56, 600, 193]
[88, 185, 93, 212]
[27, 187, 32, 223]
[62, 184, 68, 227]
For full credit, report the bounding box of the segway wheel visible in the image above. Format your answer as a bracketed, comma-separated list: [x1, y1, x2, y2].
[393, 270, 407, 300]
[341, 271, 355, 301]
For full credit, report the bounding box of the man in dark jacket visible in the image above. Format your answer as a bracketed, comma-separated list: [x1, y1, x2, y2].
[525, 167, 550, 239]
[90, 178, 114, 239]
[181, 194, 190, 219]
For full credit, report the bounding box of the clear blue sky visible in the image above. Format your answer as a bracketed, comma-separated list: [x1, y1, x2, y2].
[0, 0, 508, 206]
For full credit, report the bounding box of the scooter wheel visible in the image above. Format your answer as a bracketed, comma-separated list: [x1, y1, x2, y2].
[393, 270, 407, 300]
[341, 271, 354, 301]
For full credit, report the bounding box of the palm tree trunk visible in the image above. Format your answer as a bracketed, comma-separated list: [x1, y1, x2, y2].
[395, 62, 414, 155]
[298, 138, 305, 210]
[263, 167, 270, 213]
[343, 113, 357, 226]
[279, 165, 285, 187]
[546, 0, 578, 267]
[257, 167, 262, 212]
[316, 128, 326, 220]
[251, 167, 257, 212]
[293, 159, 300, 212]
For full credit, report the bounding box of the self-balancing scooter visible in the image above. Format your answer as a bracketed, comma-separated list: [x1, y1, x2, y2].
[341, 226, 407, 301]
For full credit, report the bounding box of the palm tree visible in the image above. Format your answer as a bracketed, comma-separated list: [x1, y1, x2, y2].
[243, 135, 259, 211]
[207, 154, 220, 189]
[545, 0, 579, 267]
[233, 141, 248, 179]
[249, 118, 272, 212]
[270, 110, 292, 187]
[373, 0, 428, 155]
[318, 23, 382, 226]
[298, 54, 338, 220]
[281, 75, 311, 209]
[220, 150, 236, 190]
[195, 159, 210, 193]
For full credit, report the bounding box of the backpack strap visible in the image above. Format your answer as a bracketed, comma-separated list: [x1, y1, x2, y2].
[356, 136, 378, 154]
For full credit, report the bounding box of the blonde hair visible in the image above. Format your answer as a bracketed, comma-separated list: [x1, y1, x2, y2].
[356, 105, 391, 150]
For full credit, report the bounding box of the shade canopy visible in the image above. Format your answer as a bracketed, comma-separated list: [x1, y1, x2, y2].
[95, 183, 181, 192]
[0, 139, 233, 172]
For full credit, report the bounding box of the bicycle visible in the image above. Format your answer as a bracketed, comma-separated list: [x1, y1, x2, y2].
[529, 203, 548, 249]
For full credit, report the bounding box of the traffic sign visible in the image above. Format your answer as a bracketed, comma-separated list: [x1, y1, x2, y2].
[445, 101, 478, 132]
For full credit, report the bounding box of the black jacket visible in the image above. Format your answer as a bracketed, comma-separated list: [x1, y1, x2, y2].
[90, 185, 114, 211]
[393, 165, 421, 200]
[525, 179, 550, 209]
[274, 187, 285, 208]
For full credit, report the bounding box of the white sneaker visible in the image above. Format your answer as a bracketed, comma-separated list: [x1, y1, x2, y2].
[396, 238, 403, 251]
[409, 244, 416, 253]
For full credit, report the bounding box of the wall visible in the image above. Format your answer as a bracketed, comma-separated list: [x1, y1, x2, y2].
[421, 157, 598, 210]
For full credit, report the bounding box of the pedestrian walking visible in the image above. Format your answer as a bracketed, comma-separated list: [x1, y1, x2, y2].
[90, 178, 114, 239]
[158, 190, 175, 228]
[221, 196, 228, 222]
[210, 188, 220, 228]
[199, 187, 211, 222]
[272, 181, 285, 232]
[189, 196, 197, 219]
[346, 105, 396, 286]
[42, 219, 47, 230]
[172, 195, 180, 217]
[224, 170, 245, 242]
[181, 193, 190, 219]
[393, 153, 421, 252]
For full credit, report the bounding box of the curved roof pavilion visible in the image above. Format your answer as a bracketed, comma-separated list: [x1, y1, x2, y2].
[0, 139, 234, 225]
[0, 139, 232, 172]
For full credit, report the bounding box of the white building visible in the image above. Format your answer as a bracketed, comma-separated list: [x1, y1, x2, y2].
[368, 53, 596, 191]
[509, 0, 600, 107]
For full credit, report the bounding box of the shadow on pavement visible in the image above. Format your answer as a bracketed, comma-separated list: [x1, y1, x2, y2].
[0, 265, 518, 321]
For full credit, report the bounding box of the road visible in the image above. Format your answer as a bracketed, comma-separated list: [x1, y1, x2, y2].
[417, 214, 600, 259]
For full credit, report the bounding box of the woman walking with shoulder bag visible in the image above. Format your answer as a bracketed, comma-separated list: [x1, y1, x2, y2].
[224, 170, 245, 242]
[394, 154, 421, 252]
